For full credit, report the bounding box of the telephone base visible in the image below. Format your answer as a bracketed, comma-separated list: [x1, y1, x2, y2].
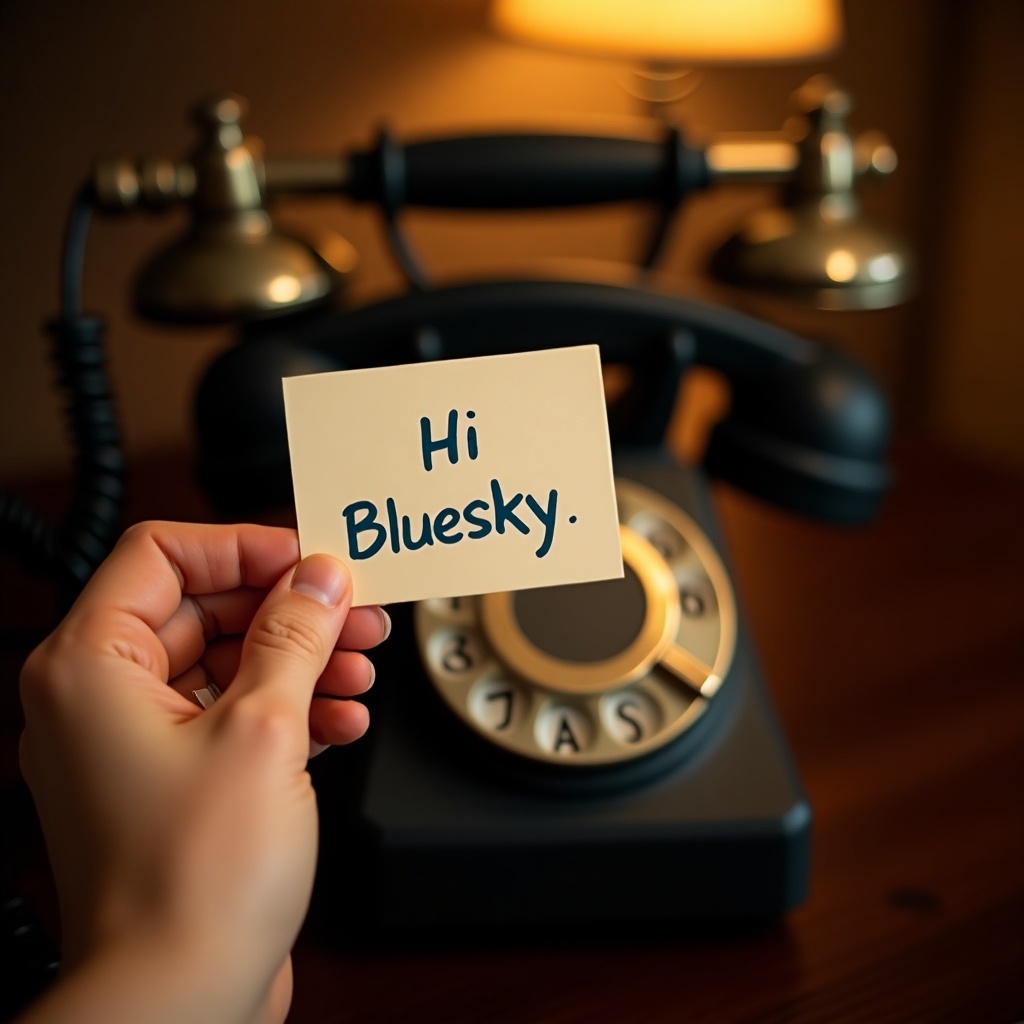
[312, 459, 810, 932]
[317, 663, 809, 932]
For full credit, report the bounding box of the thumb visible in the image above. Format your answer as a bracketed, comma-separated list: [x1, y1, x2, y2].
[228, 554, 353, 725]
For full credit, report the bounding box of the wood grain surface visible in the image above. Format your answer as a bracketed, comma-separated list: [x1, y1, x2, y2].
[3, 435, 1022, 1023]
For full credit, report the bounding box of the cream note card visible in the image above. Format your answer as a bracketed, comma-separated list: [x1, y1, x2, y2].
[283, 345, 622, 606]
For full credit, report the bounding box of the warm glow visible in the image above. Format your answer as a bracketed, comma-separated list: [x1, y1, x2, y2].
[491, 0, 842, 63]
[267, 275, 303, 304]
[825, 249, 857, 282]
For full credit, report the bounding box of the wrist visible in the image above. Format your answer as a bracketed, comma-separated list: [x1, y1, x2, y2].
[21, 924, 273, 1024]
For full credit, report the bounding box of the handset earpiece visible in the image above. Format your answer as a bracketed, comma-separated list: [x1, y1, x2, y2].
[703, 348, 890, 524]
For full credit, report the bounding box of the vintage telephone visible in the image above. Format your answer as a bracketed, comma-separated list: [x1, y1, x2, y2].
[3, 85, 896, 933]
[224, 278, 889, 932]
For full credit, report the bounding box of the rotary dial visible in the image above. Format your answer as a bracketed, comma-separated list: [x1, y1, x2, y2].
[413, 478, 737, 767]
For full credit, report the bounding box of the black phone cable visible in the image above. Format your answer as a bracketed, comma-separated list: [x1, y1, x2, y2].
[0, 186, 128, 1010]
[0, 186, 125, 604]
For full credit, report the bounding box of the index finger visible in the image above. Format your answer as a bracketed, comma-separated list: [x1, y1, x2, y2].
[69, 521, 302, 634]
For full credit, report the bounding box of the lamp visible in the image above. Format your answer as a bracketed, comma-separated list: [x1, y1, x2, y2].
[490, 0, 911, 309]
[491, 0, 842, 64]
[492, 0, 841, 118]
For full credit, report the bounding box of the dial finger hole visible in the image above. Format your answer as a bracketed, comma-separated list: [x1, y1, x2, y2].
[676, 573, 717, 619]
[427, 627, 487, 681]
[422, 595, 478, 626]
[468, 675, 527, 735]
[534, 704, 595, 757]
[600, 689, 663, 746]
[672, 573, 721, 670]
[625, 512, 686, 563]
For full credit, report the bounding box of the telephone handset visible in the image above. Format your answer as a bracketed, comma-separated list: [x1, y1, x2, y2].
[199, 278, 890, 520]
[196, 277, 888, 928]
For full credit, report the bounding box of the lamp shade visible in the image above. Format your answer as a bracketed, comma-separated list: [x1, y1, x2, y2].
[491, 0, 842, 63]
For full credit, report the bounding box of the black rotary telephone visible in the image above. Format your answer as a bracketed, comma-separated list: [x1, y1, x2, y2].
[3, 107, 891, 937]
[192, 277, 889, 933]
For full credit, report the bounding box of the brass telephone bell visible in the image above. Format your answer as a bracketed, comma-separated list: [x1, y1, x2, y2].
[710, 76, 913, 310]
[99, 96, 349, 323]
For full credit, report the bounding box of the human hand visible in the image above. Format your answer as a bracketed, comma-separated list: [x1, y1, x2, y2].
[18, 521, 389, 1024]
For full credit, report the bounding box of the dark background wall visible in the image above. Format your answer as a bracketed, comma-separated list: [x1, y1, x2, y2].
[0, 0, 1020, 479]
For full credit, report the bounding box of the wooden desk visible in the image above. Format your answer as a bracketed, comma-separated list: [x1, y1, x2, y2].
[2, 436, 1022, 1022]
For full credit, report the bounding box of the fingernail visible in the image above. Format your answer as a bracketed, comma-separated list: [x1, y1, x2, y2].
[291, 555, 350, 608]
[367, 660, 376, 689]
[379, 608, 392, 641]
